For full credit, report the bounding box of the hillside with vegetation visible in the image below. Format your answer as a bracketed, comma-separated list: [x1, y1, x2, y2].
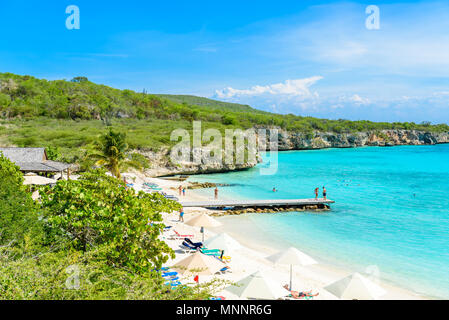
[0, 72, 448, 164]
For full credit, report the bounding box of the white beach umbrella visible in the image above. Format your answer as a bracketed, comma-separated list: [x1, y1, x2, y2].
[23, 174, 57, 185]
[171, 251, 225, 276]
[323, 272, 387, 300]
[185, 213, 222, 241]
[225, 271, 290, 300]
[266, 247, 317, 291]
[203, 233, 242, 253]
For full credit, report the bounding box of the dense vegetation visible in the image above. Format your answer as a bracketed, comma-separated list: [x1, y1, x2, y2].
[0, 72, 448, 163]
[0, 154, 222, 299]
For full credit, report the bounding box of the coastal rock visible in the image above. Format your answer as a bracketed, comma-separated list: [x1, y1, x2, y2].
[137, 146, 261, 177]
[262, 129, 449, 151]
[135, 129, 448, 177]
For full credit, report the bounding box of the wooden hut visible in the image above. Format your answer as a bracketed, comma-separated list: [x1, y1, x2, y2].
[0, 147, 71, 179]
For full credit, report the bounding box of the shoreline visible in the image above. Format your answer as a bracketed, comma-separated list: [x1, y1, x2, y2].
[142, 174, 429, 300]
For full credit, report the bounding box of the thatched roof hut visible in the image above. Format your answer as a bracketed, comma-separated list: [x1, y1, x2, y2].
[0, 147, 71, 176]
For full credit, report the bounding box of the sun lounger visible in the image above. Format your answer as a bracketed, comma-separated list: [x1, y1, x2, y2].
[165, 280, 182, 287]
[221, 256, 231, 263]
[180, 241, 199, 253]
[167, 230, 194, 240]
[162, 271, 178, 278]
[201, 249, 231, 262]
[201, 248, 221, 254]
[161, 192, 178, 199]
[216, 266, 231, 274]
[153, 267, 169, 272]
[283, 286, 319, 300]
[165, 276, 179, 281]
[149, 222, 172, 231]
[184, 238, 203, 248]
[144, 182, 159, 187]
[174, 230, 194, 239]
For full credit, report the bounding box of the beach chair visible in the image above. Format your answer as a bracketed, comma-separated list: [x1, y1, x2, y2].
[165, 280, 182, 287]
[216, 266, 231, 275]
[220, 256, 232, 263]
[283, 287, 319, 300]
[154, 267, 169, 272]
[184, 238, 203, 248]
[173, 230, 194, 239]
[167, 230, 191, 240]
[214, 254, 231, 263]
[200, 248, 222, 255]
[210, 296, 226, 300]
[162, 271, 178, 278]
[144, 182, 159, 188]
[180, 241, 199, 253]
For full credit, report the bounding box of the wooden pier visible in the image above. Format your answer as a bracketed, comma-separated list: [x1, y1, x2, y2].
[179, 198, 335, 210]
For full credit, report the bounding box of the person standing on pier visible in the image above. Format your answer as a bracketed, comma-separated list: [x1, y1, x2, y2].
[314, 187, 319, 200]
[214, 187, 219, 199]
[323, 186, 327, 200]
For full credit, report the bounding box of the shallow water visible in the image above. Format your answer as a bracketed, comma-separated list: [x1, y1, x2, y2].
[189, 144, 449, 299]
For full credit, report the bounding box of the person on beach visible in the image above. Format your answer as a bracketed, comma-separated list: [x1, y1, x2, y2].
[179, 208, 185, 222]
[214, 187, 218, 199]
[323, 186, 327, 200]
[178, 185, 182, 196]
[182, 187, 186, 196]
[283, 285, 319, 299]
[314, 187, 319, 200]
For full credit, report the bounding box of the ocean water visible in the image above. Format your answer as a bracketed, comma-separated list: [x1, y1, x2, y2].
[189, 144, 449, 299]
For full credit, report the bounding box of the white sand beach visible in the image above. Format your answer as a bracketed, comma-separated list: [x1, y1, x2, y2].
[126, 172, 427, 300]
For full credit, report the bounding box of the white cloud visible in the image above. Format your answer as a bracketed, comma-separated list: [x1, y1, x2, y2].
[215, 76, 323, 99]
[346, 94, 371, 106]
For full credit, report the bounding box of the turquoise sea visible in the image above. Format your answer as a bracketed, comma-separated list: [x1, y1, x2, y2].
[189, 144, 449, 299]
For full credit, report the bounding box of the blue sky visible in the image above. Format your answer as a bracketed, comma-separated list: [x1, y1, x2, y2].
[1, 1, 449, 123]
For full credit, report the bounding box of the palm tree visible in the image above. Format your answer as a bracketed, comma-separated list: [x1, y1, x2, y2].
[88, 129, 144, 179]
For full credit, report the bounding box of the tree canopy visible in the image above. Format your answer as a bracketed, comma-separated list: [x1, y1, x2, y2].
[0, 164, 221, 299]
[0, 152, 41, 247]
[40, 169, 181, 272]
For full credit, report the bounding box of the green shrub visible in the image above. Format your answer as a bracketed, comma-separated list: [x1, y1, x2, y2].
[40, 169, 181, 272]
[0, 153, 42, 247]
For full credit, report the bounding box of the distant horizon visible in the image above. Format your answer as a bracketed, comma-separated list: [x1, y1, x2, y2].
[1, 1, 449, 123]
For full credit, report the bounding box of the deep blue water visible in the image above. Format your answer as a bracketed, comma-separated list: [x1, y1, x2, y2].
[190, 144, 449, 298]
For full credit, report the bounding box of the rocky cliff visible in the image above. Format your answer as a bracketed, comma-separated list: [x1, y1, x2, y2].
[139, 129, 449, 177]
[139, 147, 260, 177]
[275, 129, 449, 150]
